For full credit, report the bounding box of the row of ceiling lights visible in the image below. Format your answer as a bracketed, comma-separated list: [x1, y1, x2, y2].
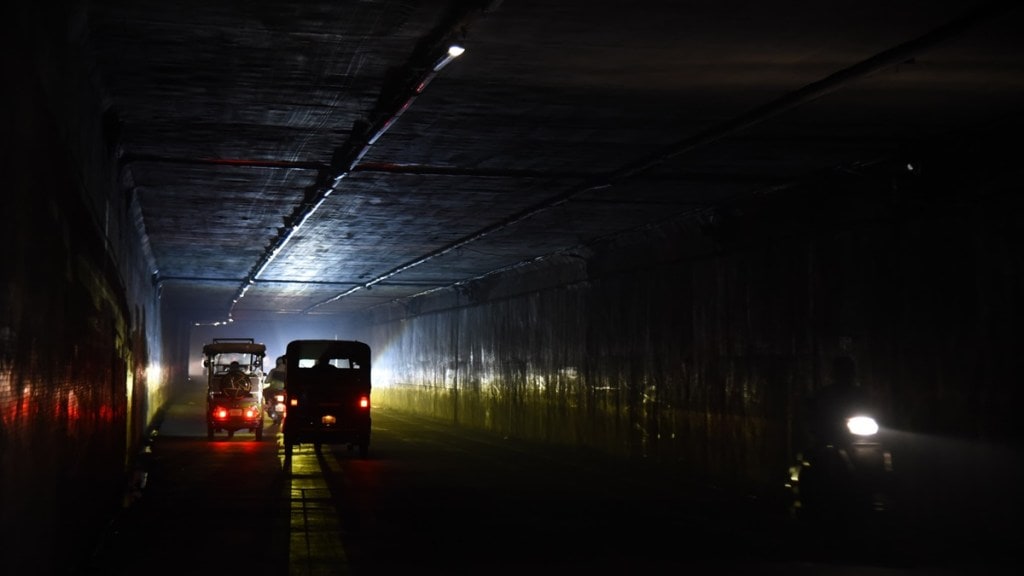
[201, 44, 467, 327]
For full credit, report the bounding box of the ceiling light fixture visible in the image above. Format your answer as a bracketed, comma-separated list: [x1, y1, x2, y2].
[433, 44, 466, 72]
[230, 42, 468, 320]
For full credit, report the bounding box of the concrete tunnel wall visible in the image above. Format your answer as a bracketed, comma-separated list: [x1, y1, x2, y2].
[3, 3, 1023, 573]
[2, 5, 167, 575]
[365, 164, 1024, 494]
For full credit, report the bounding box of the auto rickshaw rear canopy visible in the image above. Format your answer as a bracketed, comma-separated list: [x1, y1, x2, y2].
[285, 340, 370, 372]
[202, 338, 267, 357]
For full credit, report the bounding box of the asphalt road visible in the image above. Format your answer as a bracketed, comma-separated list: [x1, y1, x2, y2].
[77, 388, 1020, 576]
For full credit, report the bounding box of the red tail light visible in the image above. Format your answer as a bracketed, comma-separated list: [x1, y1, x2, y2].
[214, 407, 228, 419]
[359, 395, 370, 409]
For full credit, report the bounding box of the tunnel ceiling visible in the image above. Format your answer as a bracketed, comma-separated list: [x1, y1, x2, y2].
[86, 0, 1024, 324]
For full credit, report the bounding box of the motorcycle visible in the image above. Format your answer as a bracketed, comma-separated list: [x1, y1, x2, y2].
[785, 412, 897, 524]
[264, 388, 286, 424]
[263, 355, 287, 425]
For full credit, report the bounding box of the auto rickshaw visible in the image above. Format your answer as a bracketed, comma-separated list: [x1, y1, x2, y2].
[281, 339, 371, 457]
[202, 338, 266, 440]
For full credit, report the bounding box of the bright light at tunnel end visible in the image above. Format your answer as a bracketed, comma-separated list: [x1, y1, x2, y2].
[146, 363, 163, 384]
[372, 366, 395, 388]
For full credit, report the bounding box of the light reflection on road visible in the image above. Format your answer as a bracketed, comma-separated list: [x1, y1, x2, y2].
[284, 445, 352, 576]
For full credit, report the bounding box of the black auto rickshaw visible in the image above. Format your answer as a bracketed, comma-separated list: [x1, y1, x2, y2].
[281, 339, 371, 457]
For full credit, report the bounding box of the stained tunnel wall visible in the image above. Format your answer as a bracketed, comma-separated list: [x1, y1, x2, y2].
[367, 161, 1024, 493]
[2, 4, 166, 575]
[4, 4, 1023, 573]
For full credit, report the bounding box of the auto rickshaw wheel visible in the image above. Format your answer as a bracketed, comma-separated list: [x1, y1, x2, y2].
[220, 372, 252, 398]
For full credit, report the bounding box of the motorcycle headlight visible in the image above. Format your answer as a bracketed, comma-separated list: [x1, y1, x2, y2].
[847, 416, 879, 436]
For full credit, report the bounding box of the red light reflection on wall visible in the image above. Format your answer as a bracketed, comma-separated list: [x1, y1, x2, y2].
[20, 386, 32, 419]
[98, 403, 115, 422]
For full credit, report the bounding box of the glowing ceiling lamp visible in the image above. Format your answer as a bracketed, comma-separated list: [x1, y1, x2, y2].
[433, 44, 466, 72]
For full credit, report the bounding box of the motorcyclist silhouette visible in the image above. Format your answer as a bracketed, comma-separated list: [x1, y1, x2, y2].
[263, 355, 287, 423]
[791, 356, 892, 522]
[803, 356, 872, 446]
[264, 356, 286, 395]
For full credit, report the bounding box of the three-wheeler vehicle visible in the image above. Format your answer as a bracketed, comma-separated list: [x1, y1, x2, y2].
[202, 338, 266, 440]
[282, 339, 372, 457]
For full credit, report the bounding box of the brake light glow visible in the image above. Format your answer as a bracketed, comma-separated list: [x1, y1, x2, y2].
[214, 407, 228, 419]
[359, 395, 370, 409]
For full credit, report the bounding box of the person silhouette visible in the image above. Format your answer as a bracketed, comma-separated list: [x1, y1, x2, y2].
[221, 360, 251, 396]
[802, 355, 873, 447]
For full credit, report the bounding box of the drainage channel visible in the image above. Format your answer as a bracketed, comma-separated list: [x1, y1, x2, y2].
[285, 447, 352, 576]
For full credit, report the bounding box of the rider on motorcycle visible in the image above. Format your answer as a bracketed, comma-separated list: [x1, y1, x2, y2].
[263, 355, 287, 422]
[792, 355, 893, 521]
[802, 356, 872, 446]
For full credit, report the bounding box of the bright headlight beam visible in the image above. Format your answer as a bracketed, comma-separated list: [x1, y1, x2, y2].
[847, 416, 879, 436]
